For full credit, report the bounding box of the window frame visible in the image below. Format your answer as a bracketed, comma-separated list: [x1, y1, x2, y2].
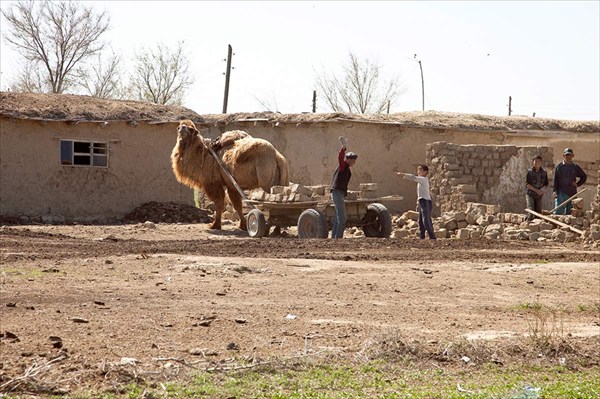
[60, 139, 109, 168]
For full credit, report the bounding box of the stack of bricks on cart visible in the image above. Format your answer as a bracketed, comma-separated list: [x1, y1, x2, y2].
[223, 183, 380, 222]
[248, 182, 379, 203]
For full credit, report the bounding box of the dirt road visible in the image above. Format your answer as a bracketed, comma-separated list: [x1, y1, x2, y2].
[1, 223, 599, 395]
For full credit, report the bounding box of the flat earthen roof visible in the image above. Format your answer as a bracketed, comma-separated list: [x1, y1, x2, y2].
[1, 91, 598, 133]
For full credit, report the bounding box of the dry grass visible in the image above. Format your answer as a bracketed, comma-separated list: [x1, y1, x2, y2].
[356, 321, 598, 368]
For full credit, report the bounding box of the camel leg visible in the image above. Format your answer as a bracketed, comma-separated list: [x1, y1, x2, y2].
[205, 184, 225, 230]
[227, 187, 247, 230]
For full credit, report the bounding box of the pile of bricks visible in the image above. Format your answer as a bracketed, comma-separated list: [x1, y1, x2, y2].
[582, 164, 600, 243]
[223, 183, 380, 221]
[249, 183, 328, 203]
[392, 201, 595, 243]
[247, 182, 379, 203]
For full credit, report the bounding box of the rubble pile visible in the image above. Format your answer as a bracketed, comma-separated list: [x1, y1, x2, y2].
[123, 201, 212, 224]
[392, 201, 599, 243]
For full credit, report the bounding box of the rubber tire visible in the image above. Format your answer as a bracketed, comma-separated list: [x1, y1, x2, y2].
[297, 208, 328, 239]
[246, 209, 267, 238]
[362, 203, 392, 238]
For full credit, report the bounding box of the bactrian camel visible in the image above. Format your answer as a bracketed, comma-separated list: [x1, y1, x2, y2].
[171, 119, 289, 230]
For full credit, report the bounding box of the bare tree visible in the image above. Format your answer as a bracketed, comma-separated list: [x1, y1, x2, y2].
[255, 94, 280, 112]
[10, 61, 46, 93]
[128, 42, 194, 105]
[1, 0, 110, 94]
[77, 52, 123, 99]
[316, 52, 405, 114]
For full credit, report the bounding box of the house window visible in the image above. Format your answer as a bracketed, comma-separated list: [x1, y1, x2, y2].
[60, 140, 108, 167]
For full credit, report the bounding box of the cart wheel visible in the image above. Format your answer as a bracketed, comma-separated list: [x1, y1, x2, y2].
[247, 209, 267, 238]
[297, 208, 328, 239]
[362, 203, 392, 238]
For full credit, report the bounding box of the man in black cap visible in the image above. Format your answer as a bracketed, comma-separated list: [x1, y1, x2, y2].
[553, 148, 587, 215]
[330, 136, 358, 238]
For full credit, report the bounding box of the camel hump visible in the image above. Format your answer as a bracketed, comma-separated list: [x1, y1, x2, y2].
[212, 130, 251, 152]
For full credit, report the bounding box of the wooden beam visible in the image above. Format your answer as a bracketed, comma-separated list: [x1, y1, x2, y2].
[206, 145, 255, 209]
[524, 209, 584, 235]
[547, 188, 588, 214]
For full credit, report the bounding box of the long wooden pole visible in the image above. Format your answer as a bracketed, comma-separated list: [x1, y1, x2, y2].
[207, 145, 255, 209]
[524, 209, 583, 235]
[548, 188, 588, 214]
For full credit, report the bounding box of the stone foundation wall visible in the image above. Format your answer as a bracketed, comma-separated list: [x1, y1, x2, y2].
[426, 142, 554, 214]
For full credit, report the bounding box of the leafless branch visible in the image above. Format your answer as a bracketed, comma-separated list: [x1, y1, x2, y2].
[128, 42, 194, 105]
[1, 0, 110, 94]
[77, 52, 124, 99]
[315, 52, 406, 114]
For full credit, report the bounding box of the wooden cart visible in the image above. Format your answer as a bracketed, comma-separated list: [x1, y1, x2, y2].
[244, 195, 403, 239]
[206, 145, 402, 239]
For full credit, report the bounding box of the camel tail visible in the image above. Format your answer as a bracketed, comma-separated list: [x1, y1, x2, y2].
[276, 152, 290, 186]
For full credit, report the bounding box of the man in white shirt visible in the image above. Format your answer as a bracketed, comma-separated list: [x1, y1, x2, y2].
[396, 165, 436, 240]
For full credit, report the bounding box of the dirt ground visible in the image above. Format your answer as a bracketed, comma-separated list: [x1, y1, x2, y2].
[1, 220, 599, 396]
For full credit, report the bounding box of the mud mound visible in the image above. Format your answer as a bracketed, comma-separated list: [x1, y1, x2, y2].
[0, 215, 24, 225]
[123, 201, 212, 224]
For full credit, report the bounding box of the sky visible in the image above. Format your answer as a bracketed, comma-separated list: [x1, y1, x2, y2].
[1, 1, 599, 121]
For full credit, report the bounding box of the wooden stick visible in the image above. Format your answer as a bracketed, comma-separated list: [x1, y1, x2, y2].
[206, 145, 256, 209]
[524, 209, 584, 235]
[548, 188, 588, 214]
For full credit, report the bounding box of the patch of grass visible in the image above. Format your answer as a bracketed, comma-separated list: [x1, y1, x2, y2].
[576, 302, 600, 313]
[102, 362, 600, 398]
[0, 267, 47, 280]
[513, 301, 544, 311]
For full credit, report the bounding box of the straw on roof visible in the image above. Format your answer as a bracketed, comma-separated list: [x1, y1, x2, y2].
[1, 91, 598, 132]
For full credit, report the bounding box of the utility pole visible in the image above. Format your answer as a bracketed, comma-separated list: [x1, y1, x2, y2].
[508, 96, 512, 116]
[222, 44, 233, 114]
[312, 90, 316, 113]
[418, 60, 425, 111]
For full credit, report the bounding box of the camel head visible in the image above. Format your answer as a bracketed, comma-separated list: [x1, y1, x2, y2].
[176, 119, 201, 149]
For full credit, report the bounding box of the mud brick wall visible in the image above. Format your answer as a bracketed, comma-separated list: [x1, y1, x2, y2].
[577, 160, 599, 187]
[590, 164, 600, 224]
[426, 142, 554, 214]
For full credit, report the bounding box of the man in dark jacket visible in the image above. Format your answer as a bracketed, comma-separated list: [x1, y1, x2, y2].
[553, 148, 587, 215]
[330, 136, 358, 238]
[525, 155, 549, 221]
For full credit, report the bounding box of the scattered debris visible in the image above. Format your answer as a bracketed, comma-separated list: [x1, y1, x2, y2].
[49, 336, 62, 349]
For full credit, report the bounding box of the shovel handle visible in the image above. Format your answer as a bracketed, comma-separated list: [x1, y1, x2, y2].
[548, 188, 587, 213]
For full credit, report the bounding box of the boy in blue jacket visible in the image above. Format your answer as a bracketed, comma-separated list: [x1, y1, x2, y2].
[553, 148, 587, 215]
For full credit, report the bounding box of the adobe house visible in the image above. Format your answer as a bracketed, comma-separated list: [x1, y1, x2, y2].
[0, 92, 202, 222]
[1, 92, 598, 222]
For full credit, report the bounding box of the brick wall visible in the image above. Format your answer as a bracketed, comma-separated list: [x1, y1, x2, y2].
[426, 142, 554, 214]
